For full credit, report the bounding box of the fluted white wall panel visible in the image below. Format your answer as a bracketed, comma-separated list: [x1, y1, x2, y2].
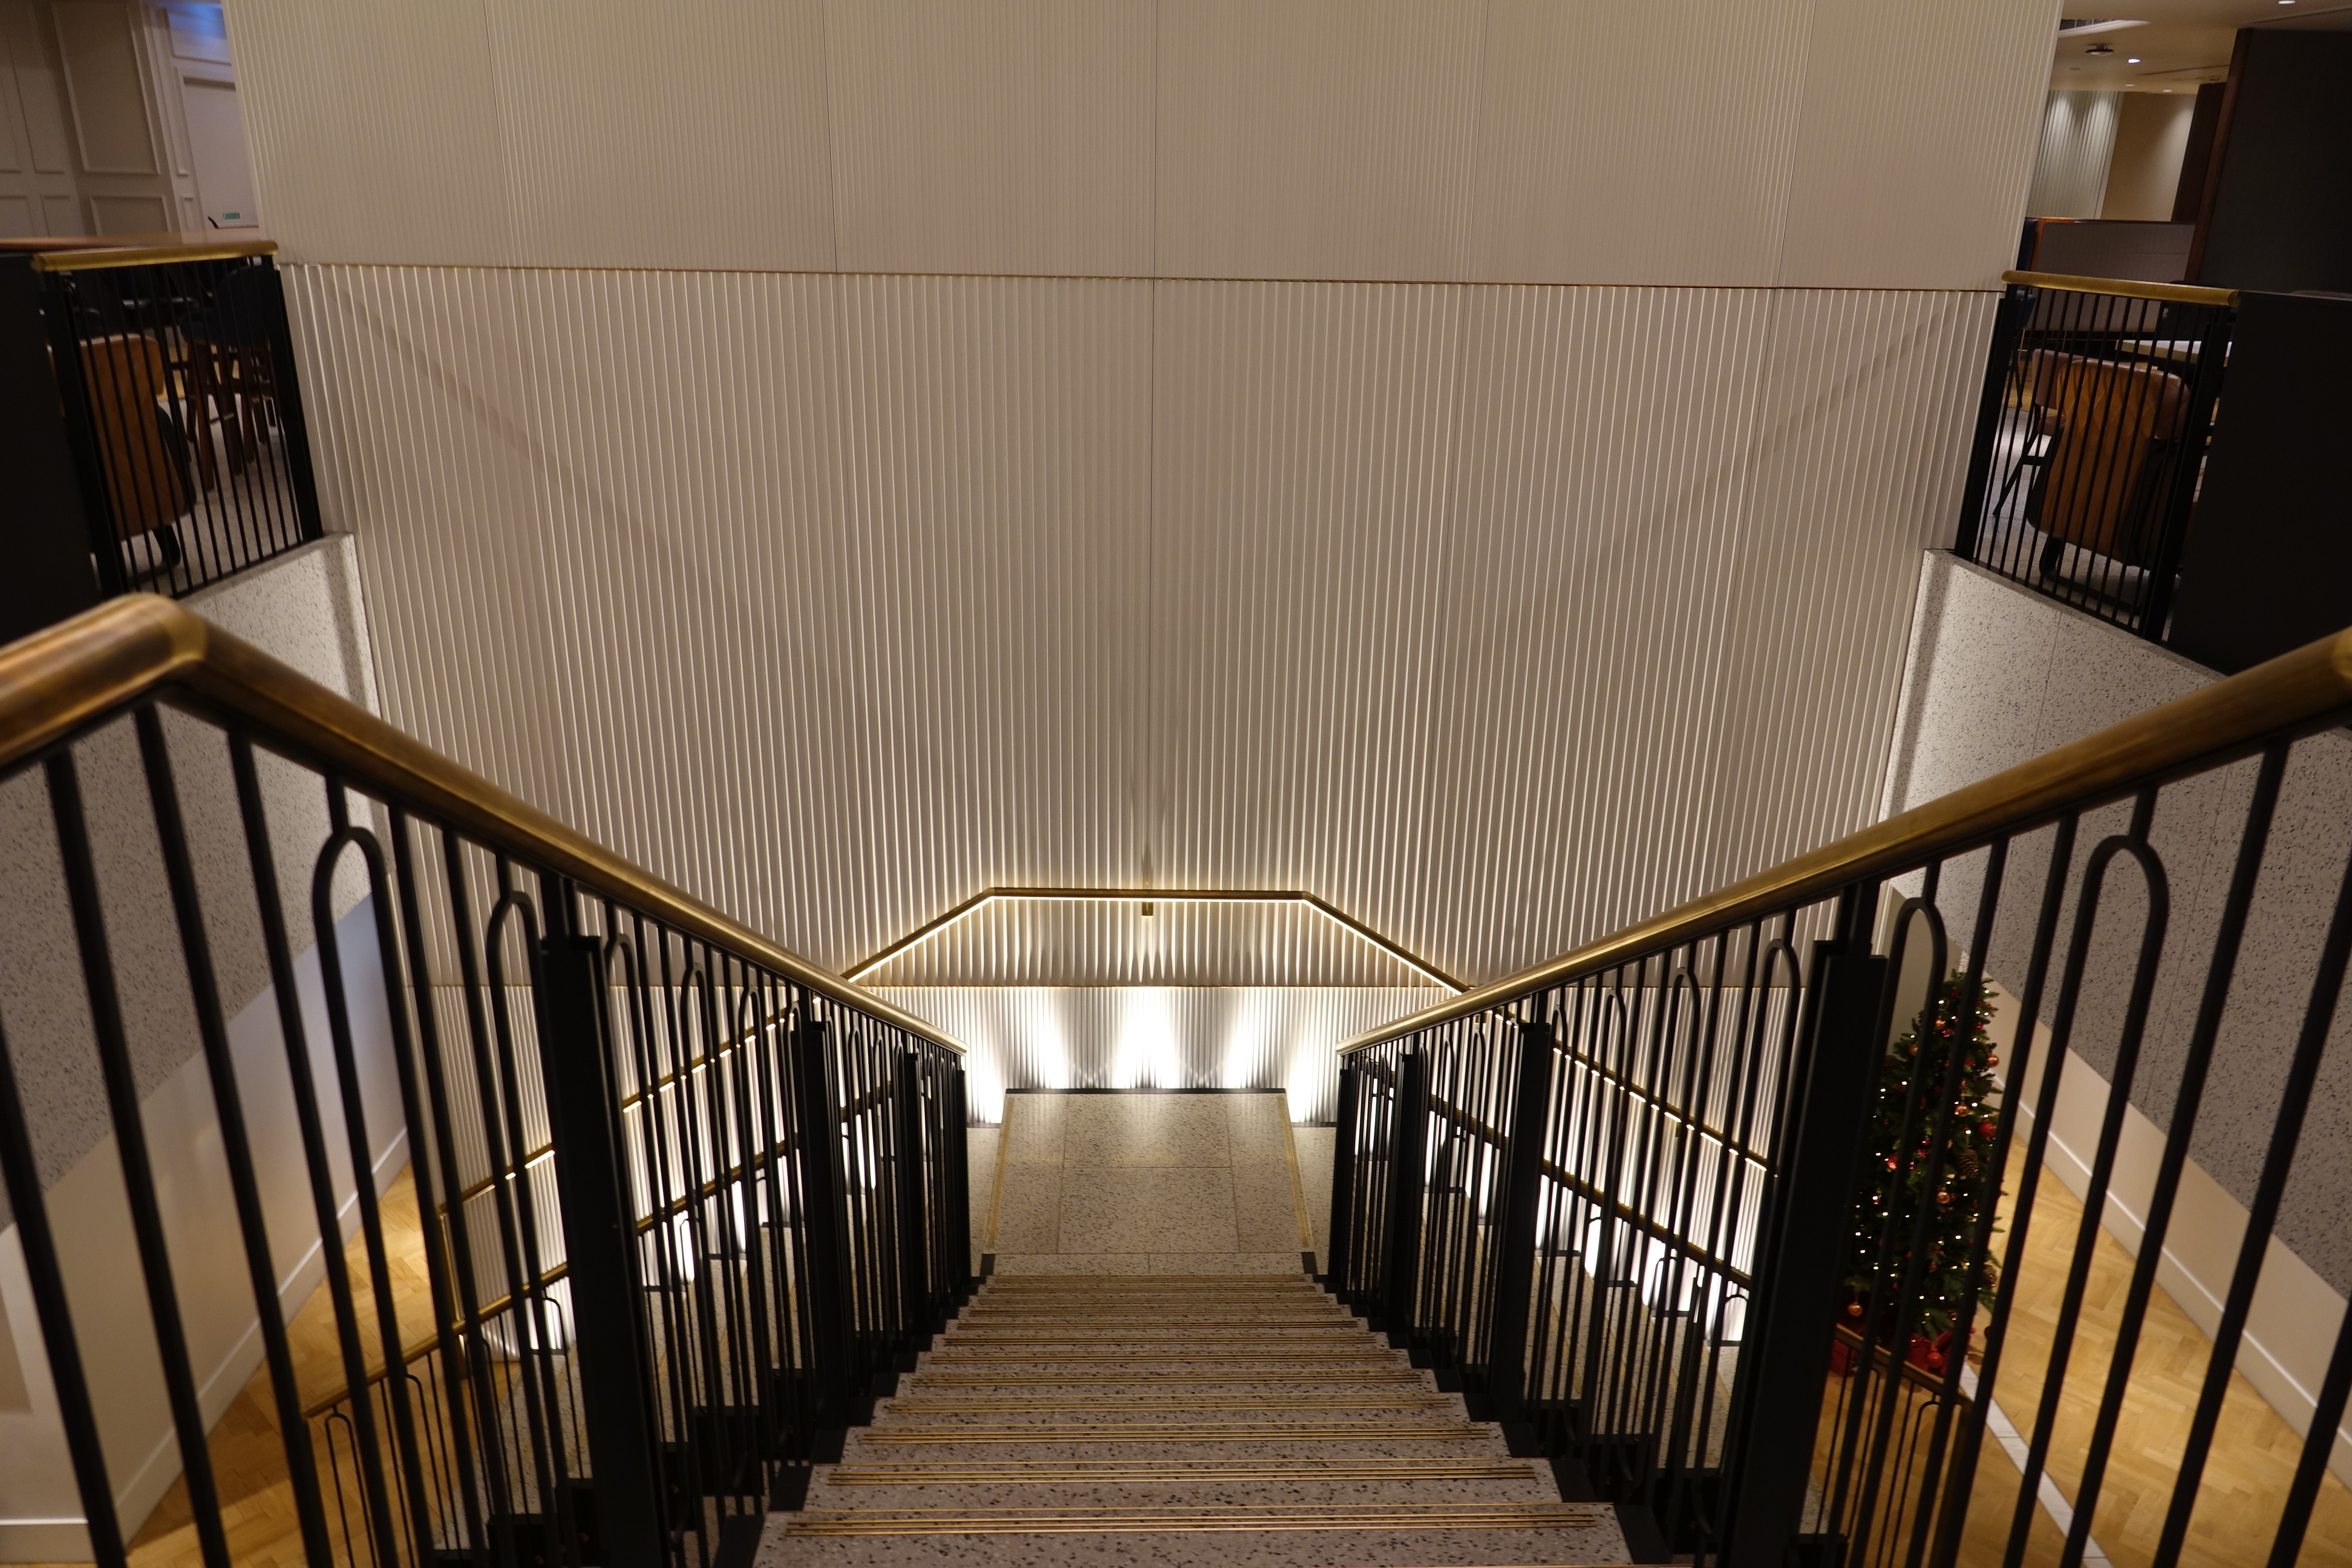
[2023, 91, 2120, 220]
[287, 267, 1987, 999]
[825, 0, 1153, 277]
[1773, 0, 2055, 287]
[1466, 0, 1812, 286]
[870, 986, 1445, 1122]
[858, 900, 1439, 988]
[228, 0, 517, 265]
[228, 0, 2051, 287]
[483, 0, 838, 271]
[1152, 0, 1484, 283]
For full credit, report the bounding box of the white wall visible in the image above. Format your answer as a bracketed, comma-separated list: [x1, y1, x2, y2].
[2100, 92, 2195, 223]
[2025, 90, 2119, 219]
[1881, 550, 2352, 1483]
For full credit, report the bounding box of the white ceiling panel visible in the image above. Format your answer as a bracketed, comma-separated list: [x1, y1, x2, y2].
[1152, 0, 1484, 281]
[825, 0, 1154, 277]
[483, 0, 838, 271]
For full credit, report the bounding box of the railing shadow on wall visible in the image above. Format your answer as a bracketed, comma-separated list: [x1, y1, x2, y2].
[0, 595, 972, 1568]
[1324, 621, 2352, 1567]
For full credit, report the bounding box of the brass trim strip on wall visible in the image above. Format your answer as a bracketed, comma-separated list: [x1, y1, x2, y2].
[2001, 269, 2239, 307]
[0, 595, 963, 1054]
[848, 884, 1465, 990]
[31, 238, 278, 272]
[1342, 624, 2352, 1052]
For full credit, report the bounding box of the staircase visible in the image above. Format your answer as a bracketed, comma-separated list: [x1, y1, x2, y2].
[760, 1271, 1630, 1564]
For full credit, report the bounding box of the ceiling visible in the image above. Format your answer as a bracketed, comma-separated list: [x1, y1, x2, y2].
[2051, 0, 2352, 93]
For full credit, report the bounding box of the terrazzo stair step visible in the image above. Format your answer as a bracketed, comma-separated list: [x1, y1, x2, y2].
[756, 1269, 1633, 1568]
[835, 1432, 1523, 1463]
[802, 1457, 1568, 1509]
[762, 1511, 1628, 1568]
[869, 1398, 1468, 1425]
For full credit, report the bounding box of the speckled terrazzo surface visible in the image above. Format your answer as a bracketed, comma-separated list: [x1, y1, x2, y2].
[1881, 552, 2352, 1293]
[984, 1091, 1313, 1275]
[756, 1271, 1630, 1566]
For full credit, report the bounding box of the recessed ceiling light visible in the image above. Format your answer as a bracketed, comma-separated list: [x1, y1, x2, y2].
[2126, 56, 2141, 62]
[2087, 42, 2114, 53]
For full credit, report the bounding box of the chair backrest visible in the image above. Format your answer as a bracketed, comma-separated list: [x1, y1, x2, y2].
[2033, 355, 2188, 561]
[77, 333, 188, 537]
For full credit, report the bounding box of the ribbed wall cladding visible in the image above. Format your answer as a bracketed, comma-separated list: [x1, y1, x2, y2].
[237, 0, 2056, 1112]
[2024, 90, 2122, 221]
[227, 0, 2054, 289]
[286, 266, 1990, 1114]
[868, 985, 1445, 1123]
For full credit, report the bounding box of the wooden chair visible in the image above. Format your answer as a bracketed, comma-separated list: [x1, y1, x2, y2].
[76, 333, 192, 543]
[2020, 350, 2188, 572]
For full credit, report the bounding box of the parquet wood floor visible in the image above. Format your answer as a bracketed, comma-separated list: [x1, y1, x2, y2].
[1815, 1143, 2352, 1567]
[26, 1171, 441, 1568]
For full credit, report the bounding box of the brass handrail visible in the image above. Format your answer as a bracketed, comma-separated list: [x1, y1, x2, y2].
[31, 238, 277, 272]
[2001, 269, 2238, 308]
[0, 595, 964, 1054]
[1343, 624, 2352, 1051]
[848, 884, 1465, 990]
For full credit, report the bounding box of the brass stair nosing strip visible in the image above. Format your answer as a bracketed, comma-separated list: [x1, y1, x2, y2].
[788, 1514, 1602, 1536]
[861, 1429, 1489, 1445]
[883, 1399, 1459, 1412]
[910, 1372, 1425, 1383]
[823, 1463, 1538, 1480]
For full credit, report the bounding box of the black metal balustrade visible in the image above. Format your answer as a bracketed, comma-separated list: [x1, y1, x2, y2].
[21, 241, 323, 603]
[1327, 623, 2352, 1567]
[1953, 270, 2235, 641]
[0, 596, 970, 1567]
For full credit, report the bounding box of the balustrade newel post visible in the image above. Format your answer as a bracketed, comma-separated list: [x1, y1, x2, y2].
[1382, 1048, 1431, 1342]
[791, 1009, 857, 1442]
[1322, 1064, 1360, 1297]
[892, 1050, 932, 1348]
[1478, 1017, 1557, 1422]
[531, 884, 667, 1566]
[1721, 893, 1889, 1566]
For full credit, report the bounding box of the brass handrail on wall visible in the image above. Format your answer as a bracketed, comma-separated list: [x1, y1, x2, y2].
[1999, 268, 2239, 307]
[0, 594, 965, 1055]
[1343, 623, 2352, 1051]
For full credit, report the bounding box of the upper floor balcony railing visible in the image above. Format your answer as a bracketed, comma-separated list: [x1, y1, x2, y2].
[1952, 270, 2235, 644]
[1, 239, 322, 617]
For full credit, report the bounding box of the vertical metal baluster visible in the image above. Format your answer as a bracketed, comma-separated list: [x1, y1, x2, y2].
[2158, 805, 2352, 1564]
[312, 788, 439, 1564]
[387, 809, 505, 1563]
[1997, 794, 2171, 1568]
[439, 838, 561, 1550]
[1929, 817, 2080, 1568]
[134, 708, 335, 1564]
[227, 736, 403, 1566]
[0, 988, 127, 1563]
[2056, 751, 2283, 1567]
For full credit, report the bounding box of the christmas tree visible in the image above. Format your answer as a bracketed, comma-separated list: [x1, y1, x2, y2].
[1846, 975, 2004, 1340]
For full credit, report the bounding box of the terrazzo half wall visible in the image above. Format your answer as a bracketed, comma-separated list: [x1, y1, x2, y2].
[984, 1091, 1313, 1275]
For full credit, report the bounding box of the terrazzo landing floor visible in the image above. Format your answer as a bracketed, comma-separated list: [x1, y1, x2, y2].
[756, 1272, 1632, 1566]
